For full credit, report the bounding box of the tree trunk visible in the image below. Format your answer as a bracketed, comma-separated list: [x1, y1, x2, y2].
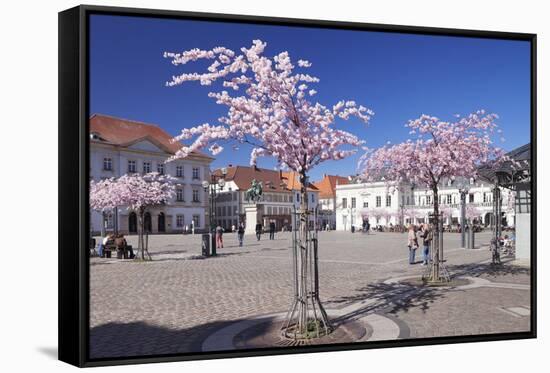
[100, 211, 106, 238]
[282, 172, 331, 339]
[137, 211, 145, 260]
[430, 187, 441, 282]
[136, 209, 152, 261]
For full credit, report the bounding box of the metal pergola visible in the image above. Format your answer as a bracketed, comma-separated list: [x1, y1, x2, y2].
[477, 144, 531, 256]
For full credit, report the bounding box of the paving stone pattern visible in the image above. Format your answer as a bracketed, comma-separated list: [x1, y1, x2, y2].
[90, 231, 530, 358]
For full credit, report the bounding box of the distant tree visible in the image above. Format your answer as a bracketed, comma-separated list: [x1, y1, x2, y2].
[90, 173, 176, 260]
[90, 178, 123, 237]
[360, 110, 503, 282]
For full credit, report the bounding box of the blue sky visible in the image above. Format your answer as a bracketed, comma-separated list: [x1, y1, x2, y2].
[89, 14, 531, 181]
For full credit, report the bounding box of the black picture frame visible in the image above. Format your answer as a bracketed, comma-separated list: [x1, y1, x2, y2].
[59, 4, 537, 368]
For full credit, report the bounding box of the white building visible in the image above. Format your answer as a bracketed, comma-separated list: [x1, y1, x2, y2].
[211, 166, 319, 231]
[335, 177, 515, 231]
[89, 114, 214, 235]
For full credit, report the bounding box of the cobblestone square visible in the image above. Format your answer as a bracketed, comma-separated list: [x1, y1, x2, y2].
[90, 230, 530, 358]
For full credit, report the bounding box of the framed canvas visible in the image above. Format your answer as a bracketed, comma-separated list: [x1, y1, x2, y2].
[58, 4, 536, 367]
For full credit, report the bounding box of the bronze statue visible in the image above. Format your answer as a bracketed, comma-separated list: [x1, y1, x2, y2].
[245, 179, 263, 203]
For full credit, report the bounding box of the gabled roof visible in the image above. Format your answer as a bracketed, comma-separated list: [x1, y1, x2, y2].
[89, 114, 213, 160]
[213, 166, 318, 192]
[313, 174, 349, 199]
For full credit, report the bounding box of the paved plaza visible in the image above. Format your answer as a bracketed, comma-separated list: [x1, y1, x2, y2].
[89, 230, 531, 358]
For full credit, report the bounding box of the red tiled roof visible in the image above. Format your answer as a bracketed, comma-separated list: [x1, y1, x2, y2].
[313, 174, 349, 199]
[89, 114, 213, 160]
[213, 166, 318, 192]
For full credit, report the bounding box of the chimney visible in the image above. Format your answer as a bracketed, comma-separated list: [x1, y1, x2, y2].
[279, 169, 282, 179]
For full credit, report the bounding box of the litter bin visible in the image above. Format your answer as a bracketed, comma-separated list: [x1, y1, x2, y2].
[201, 234, 210, 257]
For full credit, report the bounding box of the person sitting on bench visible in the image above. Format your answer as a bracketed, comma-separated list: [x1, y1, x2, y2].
[114, 234, 134, 259]
[98, 234, 113, 258]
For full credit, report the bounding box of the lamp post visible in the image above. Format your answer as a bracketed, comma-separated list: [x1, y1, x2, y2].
[492, 171, 508, 249]
[202, 167, 227, 256]
[458, 181, 470, 248]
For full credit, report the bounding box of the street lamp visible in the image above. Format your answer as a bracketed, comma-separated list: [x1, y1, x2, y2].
[492, 170, 508, 250]
[202, 167, 228, 256]
[457, 180, 470, 248]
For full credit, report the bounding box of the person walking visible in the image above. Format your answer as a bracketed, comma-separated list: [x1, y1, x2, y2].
[366, 220, 370, 235]
[237, 223, 245, 247]
[215, 225, 224, 249]
[269, 221, 276, 240]
[407, 225, 418, 264]
[255, 222, 263, 241]
[420, 223, 432, 265]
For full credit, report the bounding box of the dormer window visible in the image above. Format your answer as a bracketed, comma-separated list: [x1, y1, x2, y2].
[90, 132, 103, 140]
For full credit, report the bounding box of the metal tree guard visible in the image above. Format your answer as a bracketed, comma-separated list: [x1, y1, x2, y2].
[423, 211, 450, 283]
[282, 204, 332, 340]
[202, 167, 228, 257]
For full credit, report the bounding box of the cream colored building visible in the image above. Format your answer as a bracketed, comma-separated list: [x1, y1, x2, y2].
[335, 177, 515, 231]
[89, 114, 213, 235]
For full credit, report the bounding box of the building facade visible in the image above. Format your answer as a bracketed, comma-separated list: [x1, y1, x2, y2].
[211, 166, 319, 231]
[335, 177, 515, 231]
[313, 174, 349, 230]
[89, 114, 214, 235]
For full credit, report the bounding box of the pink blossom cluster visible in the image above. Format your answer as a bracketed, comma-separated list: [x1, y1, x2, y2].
[402, 207, 424, 220]
[90, 178, 124, 211]
[465, 205, 482, 220]
[360, 110, 504, 189]
[164, 40, 373, 173]
[90, 173, 176, 212]
[440, 206, 457, 219]
[360, 207, 389, 220]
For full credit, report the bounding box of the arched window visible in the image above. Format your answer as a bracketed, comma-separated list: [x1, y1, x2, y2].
[158, 212, 166, 232]
[128, 212, 137, 233]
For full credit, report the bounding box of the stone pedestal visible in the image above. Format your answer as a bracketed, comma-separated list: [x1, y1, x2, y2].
[244, 206, 258, 235]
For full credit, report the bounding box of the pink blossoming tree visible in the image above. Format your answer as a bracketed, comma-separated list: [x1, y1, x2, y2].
[360, 110, 503, 282]
[465, 205, 482, 222]
[403, 207, 424, 224]
[90, 178, 124, 237]
[164, 40, 373, 338]
[90, 173, 176, 260]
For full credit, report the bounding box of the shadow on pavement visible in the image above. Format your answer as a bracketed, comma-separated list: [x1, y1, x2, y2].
[328, 280, 448, 324]
[89, 318, 258, 359]
[447, 261, 530, 279]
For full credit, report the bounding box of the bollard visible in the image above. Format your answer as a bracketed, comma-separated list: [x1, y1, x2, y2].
[201, 233, 210, 256]
[468, 226, 475, 249]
